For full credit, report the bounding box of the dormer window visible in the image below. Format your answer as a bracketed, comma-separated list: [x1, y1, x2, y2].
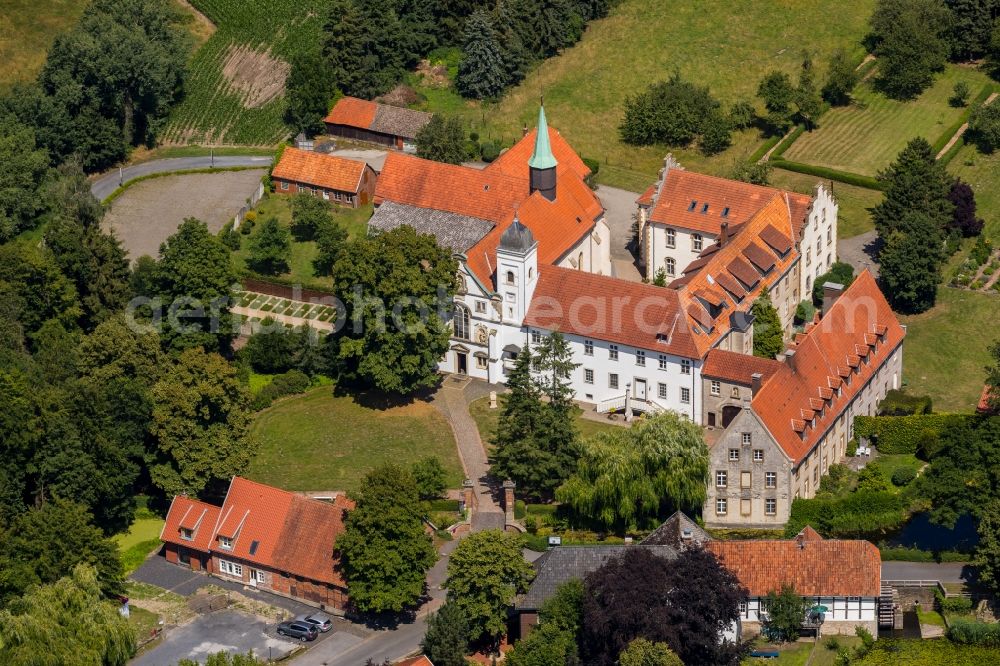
[180, 528, 193, 541]
[219, 535, 233, 550]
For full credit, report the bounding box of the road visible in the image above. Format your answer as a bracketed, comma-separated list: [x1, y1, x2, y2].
[881, 561, 973, 583]
[90, 155, 273, 201]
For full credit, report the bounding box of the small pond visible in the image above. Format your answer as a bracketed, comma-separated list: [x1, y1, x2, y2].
[883, 512, 978, 552]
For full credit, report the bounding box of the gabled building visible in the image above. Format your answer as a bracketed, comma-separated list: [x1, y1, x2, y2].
[323, 97, 432, 152]
[704, 271, 905, 528]
[637, 155, 838, 305]
[161, 477, 354, 610]
[271, 147, 378, 207]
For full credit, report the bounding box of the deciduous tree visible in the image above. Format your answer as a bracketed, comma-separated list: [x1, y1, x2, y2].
[247, 217, 291, 276]
[290, 194, 333, 242]
[312, 216, 349, 277]
[947, 179, 985, 237]
[973, 499, 1000, 596]
[338, 464, 436, 613]
[416, 114, 468, 165]
[968, 100, 1000, 153]
[0, 115, 50, 241]
[763, 584, 808, 642]
[0, 565, 135, 664]
[869, 0, 951, 99]
[581, 548, 746, 666]
[556, 412, 709, 530]
[329, 226, 456, 394]
[445, 530, 534, 644]
[243, 319, 297, 374]
[812, 262, 856, 306]
[757, 71, 796, 132]
[148, 347, 255, 499]
[620, 72, 726, 147]
[412, 456, 447, 500]
[822, 49, 858, 106]
[618, 639, 684, 666]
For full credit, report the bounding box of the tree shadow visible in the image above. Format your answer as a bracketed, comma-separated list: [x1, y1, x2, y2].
[332, 380, 440, 411]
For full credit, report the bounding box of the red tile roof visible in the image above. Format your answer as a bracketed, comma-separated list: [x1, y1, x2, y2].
[647, 168, 812, 238]
[271, 147, 369, 193]
[752, 271, 906, 464]
[708, 536, 881, 597]
[702, 348, 784, 386]
[397, 657, 434, 666]
[161, 496, 221, 553]
[161, 477, 355, 588]
[672, 196, 799, 357]
[523, 265, 700, 359]
[323, 96, 377, 130]
[978, 385, 998, 414]
[374, 124, 603, 288]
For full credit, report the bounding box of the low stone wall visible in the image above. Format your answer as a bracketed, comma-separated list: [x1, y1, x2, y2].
[740, 619, 879, 639]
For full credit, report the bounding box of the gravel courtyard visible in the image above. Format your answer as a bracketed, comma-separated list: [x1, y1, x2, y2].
[103, 169, 267, 261]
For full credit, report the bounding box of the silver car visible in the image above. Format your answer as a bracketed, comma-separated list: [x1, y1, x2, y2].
[296, 612, 333, 633]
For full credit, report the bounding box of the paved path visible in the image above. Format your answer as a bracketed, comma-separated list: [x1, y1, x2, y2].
[882, 561, 973, 584]
[596, 184, 643, 282]
[838, 230, 880, 278]
[90, 155, 273, 201]
[936, 92, 998, 159]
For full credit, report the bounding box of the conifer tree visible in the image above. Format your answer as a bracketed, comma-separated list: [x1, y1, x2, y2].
[872, 138, 954, 239]
[751, 295, 784, 359]
[421, 601, 471, 666]
[879, 215, 944, 314]
[415, 114, 468, 165]
[456, 10, 509, 99]
[247, 217, 291, 276]
[323, 0, 367, 98]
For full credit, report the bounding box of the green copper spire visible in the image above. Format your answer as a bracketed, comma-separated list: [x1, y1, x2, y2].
[528, 105, 558, 170]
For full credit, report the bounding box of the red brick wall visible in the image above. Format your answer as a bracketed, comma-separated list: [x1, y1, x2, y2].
[273, 179, 361, 208]
[210, 554, 348, 611]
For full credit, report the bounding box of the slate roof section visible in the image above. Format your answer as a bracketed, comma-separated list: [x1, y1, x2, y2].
[702, 348, 784, 386]
[517, 545, 678, 610]
[751, 271, 906, 464]
[524, 265, 701, 359]
[641, 512, 712, 550]
[707, 537, 881, 597]
[369, 202, 494, 252]
[271, 147, 369, 193]
[323, 96, 431, 140]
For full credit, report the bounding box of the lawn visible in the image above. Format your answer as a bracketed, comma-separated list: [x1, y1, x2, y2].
[161, 0, 326, 145]
[949, 143, 1000, 246]
[743, 636, 861, 666]
[855, 639, 1000, 665]
[468, 395, 623, 449]
[247, 386, 463, 493]
[114, 514, 166, 574]
[0, 0, 87, 88]
[899, 287, 998, 412]
[876, 454, 922, 482]
[419, 0, 873, 191]
[784, 65, 995, 176]
[231, 196, 372, 290]
[768, 169, 882, 239]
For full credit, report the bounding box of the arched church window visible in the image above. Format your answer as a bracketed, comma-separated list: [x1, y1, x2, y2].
[454, 304, 471, 340]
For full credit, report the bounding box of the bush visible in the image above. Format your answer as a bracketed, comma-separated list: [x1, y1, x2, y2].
[219, 221, 241, 250]
[950, 81, 970, 107]
[947, 619, 1000, 646]
[936, 589, 974, 615]
[968, 101, 1000, 153]
[514, 500, 526, 520]
[619, 72, 725, 147]
[429, 499, 461, 512]
[480, 140, 500, 163]
[785, 491, 907, 538]
[891, 466, 917, 487]
[878, 389, 933, 416]
[794, 299, 816, 324]
[878, 546, 969, 562]
[846, 439, 858, 457]
[251, 369, 311, 410]
[854, 415, 969, 455]
[728, 100, 756, 130]
[412, 456, 447, 500]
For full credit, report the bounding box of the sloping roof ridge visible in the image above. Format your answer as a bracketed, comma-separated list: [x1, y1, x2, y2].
[670, 168, 811, 203]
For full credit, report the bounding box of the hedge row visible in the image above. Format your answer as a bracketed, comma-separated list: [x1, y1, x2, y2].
[853, 414, 968, 454]
[948, 619, 1000, 647]
[770, 125, 806, 159]
[429, 499, 460, 512]
[748, 134, 783, 163]
[878, 389, 933, 416]
[938, 136, 967, 167]
[771, 158, 884, 190]
[930, 84, 996, 156]
[784, 490, 907, 538]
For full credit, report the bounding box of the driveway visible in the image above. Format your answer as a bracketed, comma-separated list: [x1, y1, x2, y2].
[91, 155, 273, 202]
[838, 230, 880, 278]
[595, 184, 643, 282]
[133, 610, 298, 665]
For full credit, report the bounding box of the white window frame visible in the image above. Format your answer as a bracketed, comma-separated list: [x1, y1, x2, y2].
[681, 359, 691, 375]
[680, 387, 690, 404]
[716, 498, 727, 515]
[280, 181, 289, 191]
[666, 228, 676, 248]
[716, 470, 727, 488]
[711, 380, 721, 396]
[729, 448, 739, 462]
[218, 559, 242, 577]
[742, 432, 752, 445]
[766, 471, 777, 488]
[180, 528, 193, 541]
[636, 350, 646, 366]
[658, 354, 668, 370]
[665, 257, 676, 277]
[476, 355, 488, 370]
[584, 369, 594, 384]
[609, 344, 619, 361]
[753, 449, 764, 462]
[218, 536, 233, 550]
[609, 373, 619, 390]
[692, 234, 703, 251]
[658, 382, 667, 399]
[531, 330, 543, 345]
[584, 340, 594, 356]
[765, 498, 777, 515]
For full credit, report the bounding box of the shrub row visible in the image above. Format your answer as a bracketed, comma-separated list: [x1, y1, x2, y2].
[770, 125, 806, 159]
[252, 369, 311, 410]
[771, 159, 884, 190]
[878, 389, 933, 416]
[429, 499, 461, 512]
[853, 414, 968, 455]
[877, 546, 969, 562]
[947, 619, 1000, 647]
[936, 589, 974, 614]
[784, 491, 907, 538]
[748, 134, 783, 163]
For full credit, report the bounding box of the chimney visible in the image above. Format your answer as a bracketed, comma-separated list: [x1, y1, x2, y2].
[719, 222, 730, 248]
[822, 282, 844, 316]
[784, 349, 796, 369]
[751, 372, 763, 394]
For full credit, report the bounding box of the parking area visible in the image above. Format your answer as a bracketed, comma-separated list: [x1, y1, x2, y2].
[133, 609, 298, 665]
[596, 184, 643, 282]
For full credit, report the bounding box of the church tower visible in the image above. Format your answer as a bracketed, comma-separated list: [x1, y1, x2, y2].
[528, 106, 558, 202]
[495, 216, 538, 324]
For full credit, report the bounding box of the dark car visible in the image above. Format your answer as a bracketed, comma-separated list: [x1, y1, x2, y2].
[277, 620, 319, 642]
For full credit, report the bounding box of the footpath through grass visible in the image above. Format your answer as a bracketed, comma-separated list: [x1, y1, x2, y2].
[422, 0, 873, 190]
[247, 386, 463, 493]
[784, 66, 994, 176]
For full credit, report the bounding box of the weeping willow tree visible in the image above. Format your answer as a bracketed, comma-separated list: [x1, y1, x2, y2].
[556, 412, 709, 531]
[0, 564, 135, 665]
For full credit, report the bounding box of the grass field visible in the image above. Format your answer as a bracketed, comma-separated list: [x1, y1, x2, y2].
[418, 0, 873, 191]
[0, 0, 87, 88]
[899, 287, 998, 413]
[742, 637, 862, 666]
[247, 386, 463, 493]
[784, 65, 994, 176]
[949, 143, 1000, 246]
[468, 396, 623, 449]
[232, 196, 371, 288]
[162, 0, 325, 146]
[768, 169, 882, 239]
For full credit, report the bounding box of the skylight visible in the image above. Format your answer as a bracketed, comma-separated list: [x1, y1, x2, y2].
[249, 540, 260, 556]
[701, 203, 709, 214]
[722, 207, 730, 218]
[688, 200, 697, 211]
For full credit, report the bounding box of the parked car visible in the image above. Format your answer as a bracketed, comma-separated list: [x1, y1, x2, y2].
[277, 620, 318, 642]
[297, 612, 333, 633]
